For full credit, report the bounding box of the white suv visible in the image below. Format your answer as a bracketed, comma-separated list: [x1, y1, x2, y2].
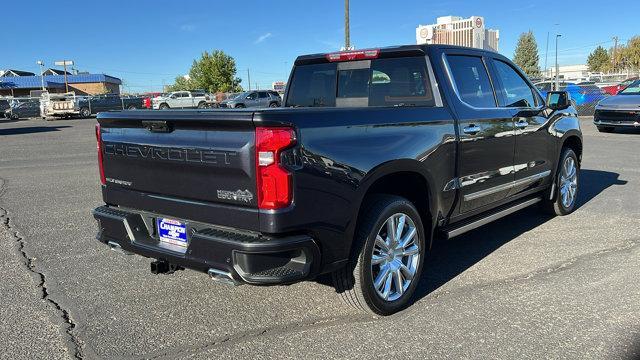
[152, 91, 210, 109]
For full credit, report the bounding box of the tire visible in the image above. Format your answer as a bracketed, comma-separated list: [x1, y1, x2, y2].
[542, 148, 580, 216]
[80, 107, 91, 118]
[197, 101, 206, 109]
[332, 194, 426, 316]
[11, 113, 19, 120]
[159, 103, 170, 110]
[269, 102, 279, 108]
[597, 126, 614, 133]
[235, 103, 245, 108]
[127, 105, 137, 110]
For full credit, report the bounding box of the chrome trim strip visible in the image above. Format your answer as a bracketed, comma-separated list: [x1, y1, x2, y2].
[446, 197, 542, 238]
[594, 120, 640, 127]
[463, 170, 551, 202]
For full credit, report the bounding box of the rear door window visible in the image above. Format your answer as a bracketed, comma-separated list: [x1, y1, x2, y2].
[446, 55, 497, 108]
[285, 56, 435, 107]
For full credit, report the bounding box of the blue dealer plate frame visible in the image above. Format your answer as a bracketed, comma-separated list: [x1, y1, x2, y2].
[156, 217, 188, 249]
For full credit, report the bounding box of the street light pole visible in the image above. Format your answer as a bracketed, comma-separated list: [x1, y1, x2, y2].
[344, 0, 350, 50]
[36, 60, 45, 91]
[555, 34, 562, 91]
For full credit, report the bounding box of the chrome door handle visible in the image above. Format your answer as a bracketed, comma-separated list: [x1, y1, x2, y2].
[515, 120, 528, 128]
[463, 125, 481, 135]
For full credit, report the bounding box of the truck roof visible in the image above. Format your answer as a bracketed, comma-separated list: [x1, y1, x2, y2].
[294, 44, 500, 65]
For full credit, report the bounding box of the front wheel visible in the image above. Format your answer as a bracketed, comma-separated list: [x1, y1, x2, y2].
[542, 148, 580, 216]
[332, 195, 426, 316]
[159, 103, 170, 110]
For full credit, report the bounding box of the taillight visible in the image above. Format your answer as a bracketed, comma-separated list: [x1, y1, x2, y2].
[255, 127, 296, 209]
[95, 124, 106, 185]
[325, 49, 380, 62]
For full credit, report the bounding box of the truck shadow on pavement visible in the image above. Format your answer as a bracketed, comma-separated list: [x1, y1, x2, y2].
[413, 169, 627, 301]
[0, 126, 71, 136]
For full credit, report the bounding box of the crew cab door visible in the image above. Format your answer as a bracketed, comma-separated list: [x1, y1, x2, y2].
[488, 57, 555, 197]
[443, 52, 516, 214]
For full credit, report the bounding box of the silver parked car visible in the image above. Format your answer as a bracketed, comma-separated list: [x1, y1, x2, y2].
[594, 79, 640, 132]
[219, 91, 281, 108]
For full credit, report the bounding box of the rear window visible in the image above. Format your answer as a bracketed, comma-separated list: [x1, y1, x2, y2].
[285, 57, 435, 108]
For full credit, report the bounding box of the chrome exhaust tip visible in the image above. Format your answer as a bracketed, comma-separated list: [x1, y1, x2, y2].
[107, 241, 133, 255]
[208, 268, 241, 286]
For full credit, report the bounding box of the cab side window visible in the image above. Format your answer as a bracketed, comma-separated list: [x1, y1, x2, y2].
[446, 55, 497, 108]
[492, 60, 537, 108]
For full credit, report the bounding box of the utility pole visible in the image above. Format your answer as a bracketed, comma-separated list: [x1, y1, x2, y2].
[544, 32, 549, 80]
[36, 60, 45, 91]
[555, 34, 562, 91]
[55, 60, 74, 93]
[612, 36, 619, 72]
[247, 69, 251, 91]
[344, 0, 350, 50]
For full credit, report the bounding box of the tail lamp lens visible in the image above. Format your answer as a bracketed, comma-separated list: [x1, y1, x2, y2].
[255, 127, 296, 209]
[95, 124, 106, 185]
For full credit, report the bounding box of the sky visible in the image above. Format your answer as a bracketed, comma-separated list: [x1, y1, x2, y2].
[3, 0, 639, 93]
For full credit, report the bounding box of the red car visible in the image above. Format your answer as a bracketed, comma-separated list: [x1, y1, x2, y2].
[602, 77, 638, 95]
[141, 92, 163, 109]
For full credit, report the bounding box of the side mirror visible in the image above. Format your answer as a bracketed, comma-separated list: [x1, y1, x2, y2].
[546, 91, 571, 111]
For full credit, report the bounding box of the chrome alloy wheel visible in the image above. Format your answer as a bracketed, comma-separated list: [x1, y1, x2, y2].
[371, 213, 420, 302]
[559, 156, 578, 208]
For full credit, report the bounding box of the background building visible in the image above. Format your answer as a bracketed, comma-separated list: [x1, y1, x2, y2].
[0, 71, 121, 97]
[416, 16, 499, 51]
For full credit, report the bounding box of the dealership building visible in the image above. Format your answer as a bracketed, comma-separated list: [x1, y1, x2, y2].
[416, 16, 499, 52]
[0, 70, 122, 97]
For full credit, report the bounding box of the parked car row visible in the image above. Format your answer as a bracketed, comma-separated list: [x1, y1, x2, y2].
[535, 81, 608, 116]
[594, 79, 640, 132]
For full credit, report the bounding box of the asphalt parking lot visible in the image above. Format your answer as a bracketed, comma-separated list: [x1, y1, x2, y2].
[0, 116, 638, 359]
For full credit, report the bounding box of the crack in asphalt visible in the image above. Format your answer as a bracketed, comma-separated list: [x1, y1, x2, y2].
[142, 314, 374, 360]
[0, 178, 83, 360]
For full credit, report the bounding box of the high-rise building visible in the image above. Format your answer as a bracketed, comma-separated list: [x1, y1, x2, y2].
[416, 16, 499, 52]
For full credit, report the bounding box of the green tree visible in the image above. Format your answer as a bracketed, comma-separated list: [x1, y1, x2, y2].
[167, 75, 193, 91]
[168, 50, 243, 92]
[513, 31, 541, 78]
[587, 46, 611, 72]
[618, 36, 640, 71]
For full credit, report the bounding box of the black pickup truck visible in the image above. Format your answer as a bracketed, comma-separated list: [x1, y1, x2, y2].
[78, 94, 145, 118]
[93, 45, 582, 315]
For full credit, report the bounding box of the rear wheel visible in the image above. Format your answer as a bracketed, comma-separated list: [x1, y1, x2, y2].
[127, 105, 137, 110]
[597, 126, 614, 133]
[10, 113, 19, 120]
[197, 101, 207, 109]
[542, 148, 580, 216]
[235, 103, 245, 108]
[79, 107, 91, 118]
[332, 195, 426, 316]
[269, 102, 279, 108]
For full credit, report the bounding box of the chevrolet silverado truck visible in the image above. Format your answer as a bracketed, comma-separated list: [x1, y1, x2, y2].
[93, 45, 582, 315]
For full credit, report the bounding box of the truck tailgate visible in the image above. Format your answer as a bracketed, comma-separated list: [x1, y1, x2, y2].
[97, 110, 257, 209]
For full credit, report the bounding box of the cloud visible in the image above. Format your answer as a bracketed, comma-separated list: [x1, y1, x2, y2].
[180, 24, 196, 32]
[254, 32, 273, 44]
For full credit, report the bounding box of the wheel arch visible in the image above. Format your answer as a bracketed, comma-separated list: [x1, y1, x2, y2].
[351, 160, 438, 250]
